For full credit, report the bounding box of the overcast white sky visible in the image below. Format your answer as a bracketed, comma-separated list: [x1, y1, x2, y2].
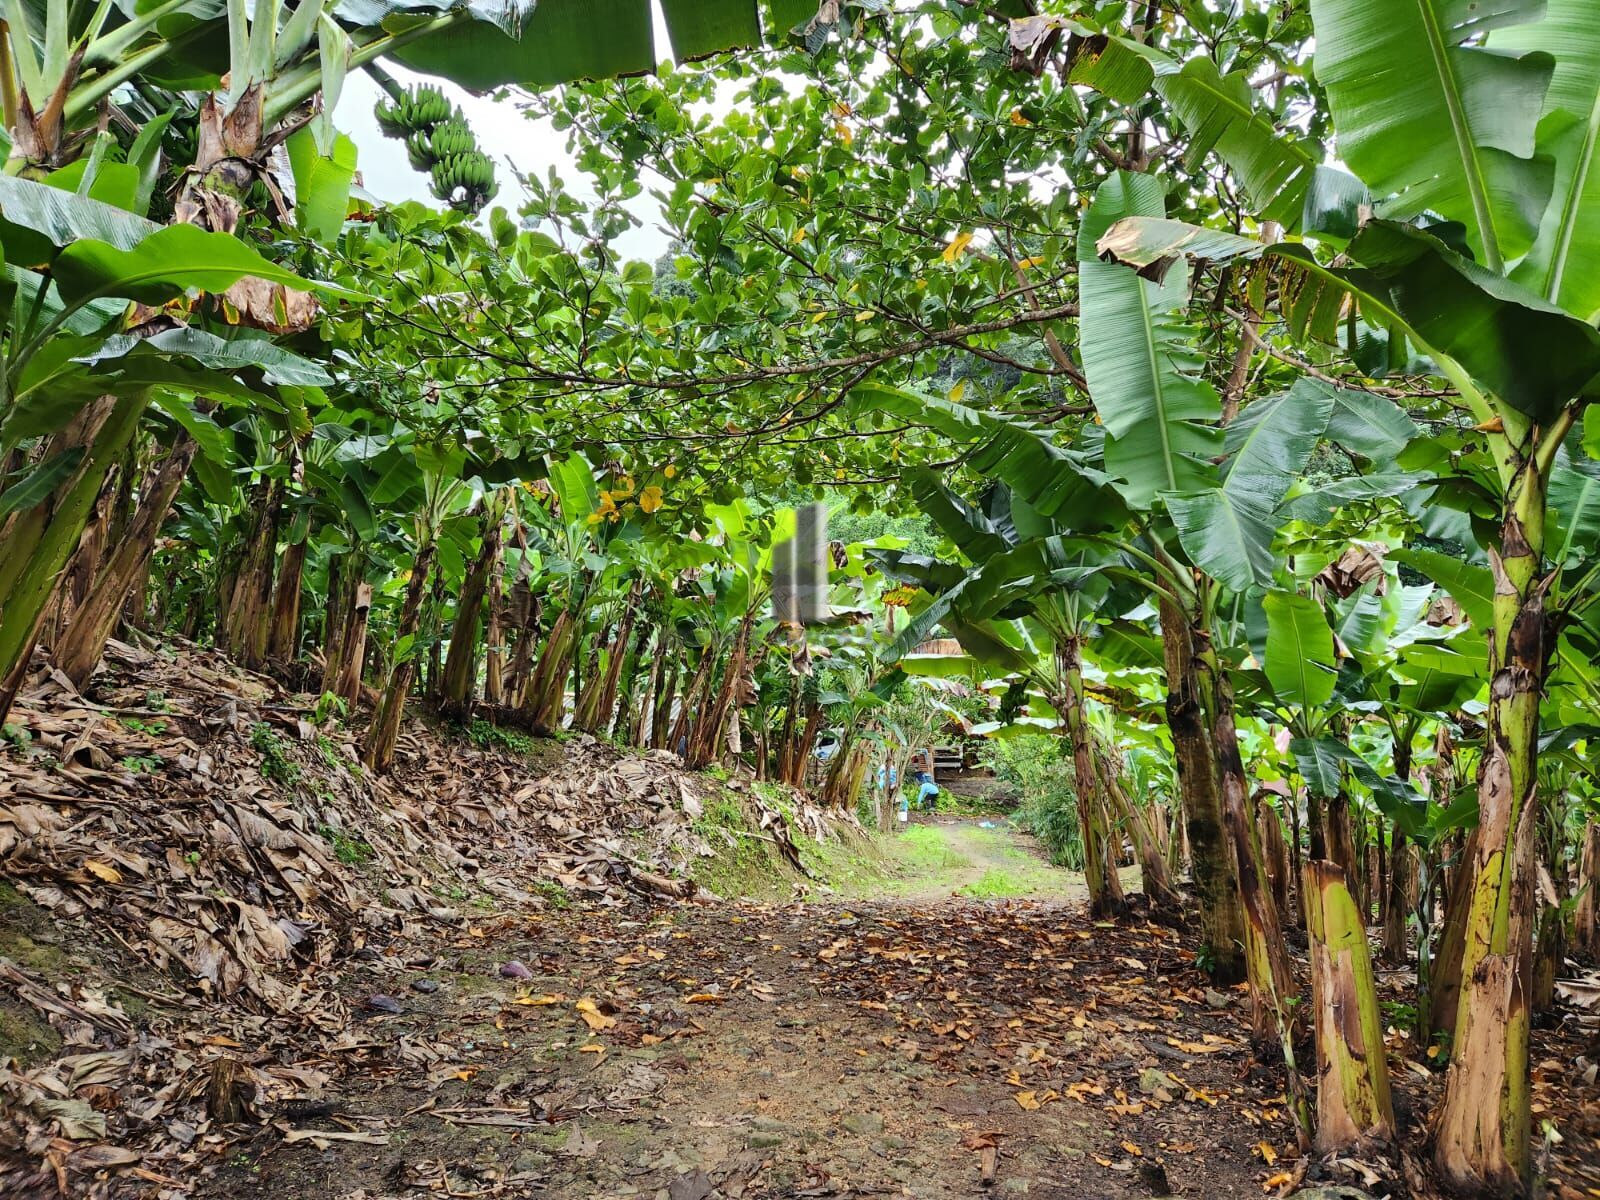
[338, 2, 683, 262]
[340, 68, 677, 261]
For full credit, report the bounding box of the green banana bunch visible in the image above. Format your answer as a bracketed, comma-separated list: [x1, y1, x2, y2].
[374, 84, 452, 139]
[431, 152, 498, 213]
[372, 84, 498, 215]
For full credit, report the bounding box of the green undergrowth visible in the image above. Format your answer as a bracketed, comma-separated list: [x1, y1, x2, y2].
[686, 783, 891, 900]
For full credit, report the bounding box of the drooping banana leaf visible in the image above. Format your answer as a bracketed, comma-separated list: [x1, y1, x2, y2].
[858, 385, 1128, 533]
[1097, 216, 1600, 423]
[1263, 589, 1338, 711]
[1310, 0, 1554, 269]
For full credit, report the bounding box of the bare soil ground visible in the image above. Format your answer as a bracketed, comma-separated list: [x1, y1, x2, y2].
[195, 889, 1298, 1200]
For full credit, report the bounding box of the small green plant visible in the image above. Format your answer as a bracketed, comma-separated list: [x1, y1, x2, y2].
[314, 733, 344, 770]
[1381, 998, 1418, 1031]
[250, 723, 301, 786]
[1, 723, 30, 753]
[119, 716, 166, 736]
[533, 879, 571, 909]
[144, 690, 170, 712]
[121, 753, 162, 774]
[465, 718, 536, 755]
[1195, 943, 1218, 975]
[316, 824, 374, 866]
[312, 692, 348, 726]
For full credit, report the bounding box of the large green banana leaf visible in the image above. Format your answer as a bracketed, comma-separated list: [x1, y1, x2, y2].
[1262, 589, 1337, 710]
[1493, 0, 1600, 321]
[1310, 0, 1554, 270]
[52, 223, 357, 307]
[858, 385, 1127, 532]
[1078, 172, 1222, 509]
[1156, 56, 1322, 230]
[1167, 379, 1336, 590]
[1097, 215, 1600, 423]
[1390, 547, 1494, 629]
[391, 0, 809, 90]
[902, 467, 1012, 562]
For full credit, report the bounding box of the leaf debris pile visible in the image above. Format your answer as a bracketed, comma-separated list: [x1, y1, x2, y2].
[0, 639, 836, 1196]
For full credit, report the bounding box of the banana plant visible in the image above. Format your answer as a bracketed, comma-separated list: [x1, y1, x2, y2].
[1086, 1, 1600, 1182]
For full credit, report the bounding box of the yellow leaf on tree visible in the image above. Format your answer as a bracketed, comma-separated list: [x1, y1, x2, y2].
[1010, 107, 1033, 126]
[84, 860, 122, 884]
[855, 309, 875, 321]
[1016, 256, 1045, 270]
[639, 486, 664, 514]
[834, 120, 854, 146]
[942, 231, 974, 262]
[948, 379, 966, 403]
[663, 464, 677, 478]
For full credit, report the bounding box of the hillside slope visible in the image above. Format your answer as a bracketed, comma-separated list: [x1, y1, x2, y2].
[0, 639, 842, 1198]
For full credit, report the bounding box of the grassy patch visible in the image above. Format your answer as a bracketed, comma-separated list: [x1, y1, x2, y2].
[533, 879, 571, 909]
[956, 867, 1033, 899]
[891, 823, 972, 873]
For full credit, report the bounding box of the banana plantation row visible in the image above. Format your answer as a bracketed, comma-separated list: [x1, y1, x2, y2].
[0, 0, 1598, 1196]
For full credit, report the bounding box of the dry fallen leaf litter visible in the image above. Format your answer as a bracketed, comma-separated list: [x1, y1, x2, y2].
[0, 640, 1596, 1198]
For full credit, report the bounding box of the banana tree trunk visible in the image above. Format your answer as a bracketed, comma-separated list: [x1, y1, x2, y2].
[523, 607, 578, 734]
[321, 553, 350, 697]
[670, 647, 717, 758]
[267, 533, 307, 663]
[580, 586, 640, 734]
[1158, 594, 1247, 983]
[1257, 796, 1292, 926]
[364, 542, 436, 773]
[1577, 821, 1599, 960]
[440, 504, 504, 719]
[1434, 460, 1548, 1196]
[222, 477, 283, 670]
[1061, 636, 1125, 919]
[1306, 859, 1396, 1153]
[630, 630, 664, 748]
[1094, 735, 1183, 911]
[333, 582, 372, 706]
[610, 619, 653, 740]
[689, 615, 751, 769]
[482, 550, 506, 708]
[1428, 824, 1482, 1043]
[652, 653, 681, 750]
[1209, 655, 1303, 1061]
[1382, 828, 1415, 967]
[0, 393, 147, 724]
[53, 435, 197, 687]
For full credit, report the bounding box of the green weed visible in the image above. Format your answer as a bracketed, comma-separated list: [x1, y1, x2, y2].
[317, 824, 374, 866]
[466, 718, 536, 755]
[250, 723, 301, 786]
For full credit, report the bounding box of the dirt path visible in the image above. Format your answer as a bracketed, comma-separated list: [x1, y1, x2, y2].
[199, 882, 1300, 1200]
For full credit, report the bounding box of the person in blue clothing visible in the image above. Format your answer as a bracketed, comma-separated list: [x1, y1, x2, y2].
[912, 769, 939, 811]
